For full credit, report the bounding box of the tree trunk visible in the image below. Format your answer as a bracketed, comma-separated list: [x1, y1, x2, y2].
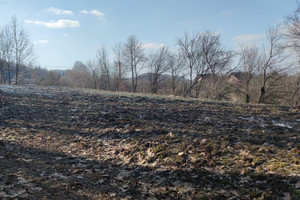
[8, 64, 11, 85]
[259, 86, 265, 104]
[118, 61, 122, 91]
[189, 66, 193, 97]
[15, 63, 19, 85]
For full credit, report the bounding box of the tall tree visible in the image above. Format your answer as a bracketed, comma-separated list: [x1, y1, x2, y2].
[178, 31, 234, 98]
[285, 2, 300, 106]
[86, 59, 99, 89]
[112, 42, 125, 91]
[285, 0, 300, 52]
[0, 29, 5, 83]
[167, 52, 185, 95]
[123, 35, 145, 93]
[147, 46, 170, 94]
[0, 25, 13, 84]
[10, 16, 34, 85]
[178, 32, 206, 97]
[287, 72, 300, 107]
[200, 32, 235, 100]
[238, 44, 261, 103]
[96, 46, 110, 90]
[258, 26, 290, 104]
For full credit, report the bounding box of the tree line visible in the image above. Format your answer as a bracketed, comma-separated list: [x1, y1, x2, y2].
[2, 4, 300, 107]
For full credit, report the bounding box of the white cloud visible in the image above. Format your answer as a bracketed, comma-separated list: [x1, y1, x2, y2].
[46, 7, 73, 15]
[91, 10, 104, 18]
[142, 43, 165, 49]
[234, 34, 266, 43]
[80, 9, 104, 19]
[34, 40, 49, 45]
[25, 19, 80, 28]
[80, 10, 89, 14]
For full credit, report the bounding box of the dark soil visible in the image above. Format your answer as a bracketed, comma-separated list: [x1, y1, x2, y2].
[0, 85, 299, 199]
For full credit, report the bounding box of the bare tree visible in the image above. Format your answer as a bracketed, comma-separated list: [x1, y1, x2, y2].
[0, 58, 4, 83]
[96, 46, 110, 90]
[86, 59, 99, 89]
[177, 32, 207, 97]
[238, 44, 261, 103]
[167, 52, 185, 95]
[285, 72, 300, 107]
[112, 42, 126, 91]
[292, 74, 300, 107]
[0, 25, 13, 84]
[285, 0, 300, 52]
[123, 35, 145, 93]
[258, 26, 290, 104]
[284, 2, 300, 106]
[45, 70, 61, 86]
[32, 66, 48, 85]
[0, 29, 5, 83]
[200, 32, 235, 100]
[61, 61, 91, 88]
[147, 46, 170, 94]
[10, 16, 34, 85]
[178, 32, 235, 99]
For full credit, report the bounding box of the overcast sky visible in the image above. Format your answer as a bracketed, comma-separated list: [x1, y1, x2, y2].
[0, 0, 297, 70]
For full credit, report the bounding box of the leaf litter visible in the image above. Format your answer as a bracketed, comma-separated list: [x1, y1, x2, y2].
[0, 85, 299, 199]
